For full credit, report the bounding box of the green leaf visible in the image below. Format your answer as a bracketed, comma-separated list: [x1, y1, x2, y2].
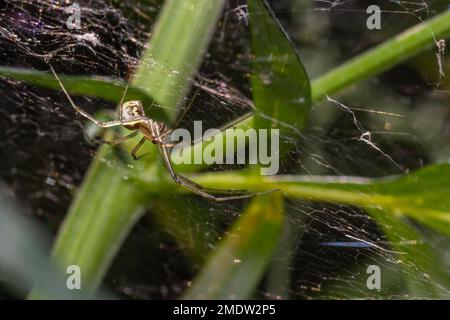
[248, 0, 311, 155]
[183, 192, 284, 299]
[368, 164, 450, 235]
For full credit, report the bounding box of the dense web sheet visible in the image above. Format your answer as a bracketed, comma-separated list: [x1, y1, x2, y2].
[0, 0, 449, 299]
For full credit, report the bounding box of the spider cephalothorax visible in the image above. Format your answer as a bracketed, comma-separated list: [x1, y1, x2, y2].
[121, 100, 145, 129]
[122, 100, 144, 118]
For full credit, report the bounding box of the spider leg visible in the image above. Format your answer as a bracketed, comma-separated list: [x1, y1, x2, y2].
[50, 65, 147, 128]
[131, 137, 149, 160]
[156, 133, 275, 202]
[103, 130, 140, 146]
[85, 130, 139, 146]
[160, 111, 253, 148]
[158, 88, 201, 141]
[118, 73, 133, 120]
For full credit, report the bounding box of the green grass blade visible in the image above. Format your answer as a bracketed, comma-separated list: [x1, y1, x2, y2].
[0, 66, 167, 121]
[133, 0, 225, 120]
[183, 193, 284, 299]
[28, 146, 146, 298]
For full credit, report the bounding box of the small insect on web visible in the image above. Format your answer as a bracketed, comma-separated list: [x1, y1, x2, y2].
[436, 39, 446, 78]
[427, 38, 446, 88]
[49, 65, 273, 202]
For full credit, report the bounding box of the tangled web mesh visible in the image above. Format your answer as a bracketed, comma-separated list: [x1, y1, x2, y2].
[0, 0, 449, 299]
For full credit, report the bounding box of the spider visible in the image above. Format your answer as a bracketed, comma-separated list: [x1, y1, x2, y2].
[50, 65, 271, 202]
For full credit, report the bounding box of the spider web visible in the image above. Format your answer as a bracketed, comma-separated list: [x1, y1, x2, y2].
[0, 0, 449, 299]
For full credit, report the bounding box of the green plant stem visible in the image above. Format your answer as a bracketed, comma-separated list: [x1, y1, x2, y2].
[138, 171, 392, 207]
[311, 10, 450, 102]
